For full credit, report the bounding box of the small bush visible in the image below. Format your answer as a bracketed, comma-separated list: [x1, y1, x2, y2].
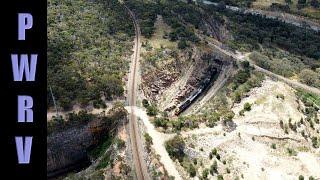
[226, 168, 230, 173]
[280, 120, 284, 129]
[210, 160, 218, 175]
[276, 94, 285, 100]
[299, 175, 304, 180]
[202, 168, 209, 179]
[209, 153, 213, 160]
[223, 160, 227, 165]
[239, 109, 245, 116]
[212, 148, 218, 156]
[309, 176, 315, 180]
[216, 154, 221, 160]
[142, 99, 149, 108]
[311, 137, 319, 148]
[243, 103, 252, 111]
[144, 133, 153, 152]
[217, 175, 224, 180]
[188, 163, 196, 177]
[287, 148, 297, 156]
[147, 104, 158, 116]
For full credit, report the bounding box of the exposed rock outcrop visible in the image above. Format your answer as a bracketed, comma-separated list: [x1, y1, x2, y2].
[47, 106, 127, 178]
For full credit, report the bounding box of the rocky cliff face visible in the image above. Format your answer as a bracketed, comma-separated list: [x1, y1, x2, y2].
[47, 122, 92, 177]
[47, 106, 127, 178]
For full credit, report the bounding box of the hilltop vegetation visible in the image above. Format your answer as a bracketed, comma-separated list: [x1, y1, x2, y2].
[124, 0, 159, 38]
[222, 9, 320, 60]
[204, 4, 320, 87]
[207, 0, 255, 7]
[208, 0, 320, 20]
[125, 0, 202, 43]
[254, 0, 320, 20]
[48, 0, 134, 110]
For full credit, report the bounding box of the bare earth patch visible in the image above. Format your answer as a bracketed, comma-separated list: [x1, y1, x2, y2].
[182, 79, 320, 179]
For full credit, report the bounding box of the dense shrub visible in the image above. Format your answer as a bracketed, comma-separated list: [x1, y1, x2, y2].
[147, 104, 158, 116]
[165, 135, 186, 162]
[205, 5, 320, 60]
[48, 0, 133, 110]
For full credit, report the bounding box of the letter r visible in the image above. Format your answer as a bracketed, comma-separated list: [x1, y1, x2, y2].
[18, 13, 33, 40]
[18, 96, 33, 123]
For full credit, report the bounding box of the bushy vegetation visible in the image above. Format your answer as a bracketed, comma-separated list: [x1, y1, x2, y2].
[147, 103, 159, 116]
[48, 103, 127, 135]
[48, 110, 94, 134]
[204, 5, 320, 81]
[152, 114, 201, 132]
[287, 147, 297, 156]
[239, 102, 252, 116]
[163, 0, 203, 28]
[311, 136, 319, 148]
[296, 90, 320, 107]
[92, 135, 112, 166]
[207, 0, 254, 7]
[230, 61, 265, 103]
[200, 4, 320, 88]
[210, 160, 218, 175]
[165, 135, 186, 162]
[296, 90, 320, 134]
[125, 0, 159, 38]
[48, 0, 134, 110]
[165, 135, 198, 177]
[144, 133, 153, 153]
[249, 51, 320, 87]
[299, 175, 305, 180]
[299, 69, 320, 88]
[223, 10, 320, 60]
[268, 0, 320, 20]
[128, 0, 201, 47]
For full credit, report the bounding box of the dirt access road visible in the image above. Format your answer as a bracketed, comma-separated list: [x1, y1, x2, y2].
[124, 5, 150, 180]
[200, 0, 320, 32]
[206, 39, 320, 96]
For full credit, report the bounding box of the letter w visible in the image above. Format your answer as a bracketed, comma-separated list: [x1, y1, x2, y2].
[15, 136, 33, 164]
[11, 54, 38, 81]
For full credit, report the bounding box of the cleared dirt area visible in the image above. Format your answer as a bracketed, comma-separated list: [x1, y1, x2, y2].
[181, 79, 320, 179]
[145, 15, 176, 50]
[125, 106, 182, 180]
[252, 0, 286, 9]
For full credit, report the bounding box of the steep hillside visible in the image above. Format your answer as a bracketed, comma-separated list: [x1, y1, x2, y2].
[48, 0, 133, 110]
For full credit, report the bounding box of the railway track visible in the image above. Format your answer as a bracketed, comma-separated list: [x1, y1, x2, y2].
[124, 5, 150, 180]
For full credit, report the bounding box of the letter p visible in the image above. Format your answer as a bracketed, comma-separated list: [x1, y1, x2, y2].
[18, 13, 33, 40]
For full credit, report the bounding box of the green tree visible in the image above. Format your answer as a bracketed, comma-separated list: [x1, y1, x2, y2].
[147, 104, 158, 116]
[165, 135, 186, 162]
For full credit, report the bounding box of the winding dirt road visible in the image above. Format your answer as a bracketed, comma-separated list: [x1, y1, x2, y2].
[201, 0, 320, 32]
[125, 5, 150, 180]
[206, 39, 320, 96]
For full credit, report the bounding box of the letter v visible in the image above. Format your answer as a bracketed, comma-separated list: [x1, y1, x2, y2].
[15, 136, 33, 164]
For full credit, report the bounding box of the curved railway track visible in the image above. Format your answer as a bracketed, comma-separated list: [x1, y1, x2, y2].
[124, 4, 150, 180]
